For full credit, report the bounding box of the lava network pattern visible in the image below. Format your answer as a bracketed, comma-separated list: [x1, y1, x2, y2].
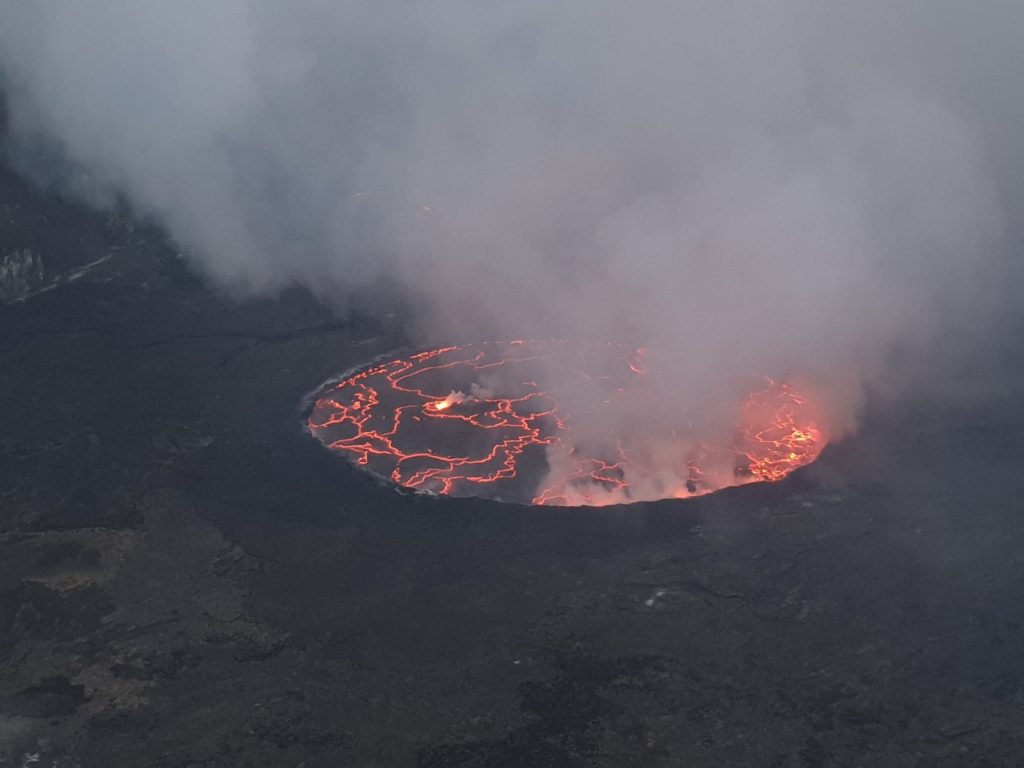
[307, 340, 827, 506]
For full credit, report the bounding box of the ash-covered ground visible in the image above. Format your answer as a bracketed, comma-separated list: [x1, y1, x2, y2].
[3, 159, 1024, 768]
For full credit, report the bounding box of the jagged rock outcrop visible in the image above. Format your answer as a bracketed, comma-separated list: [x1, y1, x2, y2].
[0, 248, 44, 303]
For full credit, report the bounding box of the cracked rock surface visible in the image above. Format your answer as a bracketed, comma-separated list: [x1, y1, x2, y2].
[2, 161, 1024, 767]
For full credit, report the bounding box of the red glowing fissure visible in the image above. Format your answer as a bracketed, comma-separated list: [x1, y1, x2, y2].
[307, 341, 827, 506]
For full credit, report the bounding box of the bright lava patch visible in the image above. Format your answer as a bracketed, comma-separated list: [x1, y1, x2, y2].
[306, 340, 828, 506]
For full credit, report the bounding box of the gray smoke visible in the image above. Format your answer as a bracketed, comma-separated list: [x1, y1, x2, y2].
[1, 1, 1021, 443]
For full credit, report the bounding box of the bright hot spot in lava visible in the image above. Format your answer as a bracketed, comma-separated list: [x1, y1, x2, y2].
[306, 340, 829, 506]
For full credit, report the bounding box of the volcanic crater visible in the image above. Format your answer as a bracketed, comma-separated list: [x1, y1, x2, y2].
[306, 339, 829, 506]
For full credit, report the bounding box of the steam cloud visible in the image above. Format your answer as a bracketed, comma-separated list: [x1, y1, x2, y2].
[2, 2, 1022, 478]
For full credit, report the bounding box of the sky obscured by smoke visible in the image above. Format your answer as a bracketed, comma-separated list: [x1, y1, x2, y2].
[1, 1, 1022, 436]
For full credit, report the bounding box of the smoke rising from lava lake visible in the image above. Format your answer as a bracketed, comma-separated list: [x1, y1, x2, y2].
[2, 1, 1021, 465]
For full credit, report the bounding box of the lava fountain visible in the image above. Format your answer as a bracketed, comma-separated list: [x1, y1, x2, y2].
[306, 340, 829, 506]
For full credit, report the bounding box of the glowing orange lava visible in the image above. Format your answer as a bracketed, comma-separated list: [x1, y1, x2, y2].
[306, 341, 828, 506]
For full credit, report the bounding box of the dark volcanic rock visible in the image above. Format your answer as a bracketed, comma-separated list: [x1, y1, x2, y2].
[2, 676, 89, 718]
[3, 152, 1024, 767]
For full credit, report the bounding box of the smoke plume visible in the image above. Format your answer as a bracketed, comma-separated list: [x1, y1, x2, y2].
[2, 1, 1022, 487]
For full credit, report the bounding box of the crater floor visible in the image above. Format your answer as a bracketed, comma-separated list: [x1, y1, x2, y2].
[3, 160, 1024, 767]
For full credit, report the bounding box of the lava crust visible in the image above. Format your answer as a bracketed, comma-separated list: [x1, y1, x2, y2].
[307, 340, 827, 506]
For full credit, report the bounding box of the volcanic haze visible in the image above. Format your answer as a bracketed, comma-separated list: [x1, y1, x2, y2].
[1, 1, 1021, 459]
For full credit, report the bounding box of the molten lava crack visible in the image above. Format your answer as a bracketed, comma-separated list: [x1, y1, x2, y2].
[307, 340, 827, 506]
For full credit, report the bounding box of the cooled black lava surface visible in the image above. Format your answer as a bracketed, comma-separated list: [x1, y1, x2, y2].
[3, 156, 1024, 767]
